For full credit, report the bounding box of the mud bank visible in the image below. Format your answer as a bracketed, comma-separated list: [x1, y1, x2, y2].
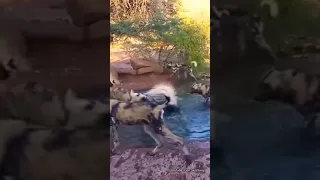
[110, 141, 210, 180]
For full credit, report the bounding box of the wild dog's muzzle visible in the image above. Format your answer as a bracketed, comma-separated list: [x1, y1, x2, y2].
[141, 96, 149, 102]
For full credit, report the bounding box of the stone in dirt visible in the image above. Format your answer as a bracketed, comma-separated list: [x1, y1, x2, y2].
[111, 60, 137, 75]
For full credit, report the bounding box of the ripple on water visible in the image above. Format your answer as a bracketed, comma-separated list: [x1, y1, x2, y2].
[117, 94, 210, 147]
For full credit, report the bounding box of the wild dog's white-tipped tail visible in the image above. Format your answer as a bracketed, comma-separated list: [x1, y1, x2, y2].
[191, 61, 197, 68]
[146, 83, 178, 106]
[260, 0, 279, 18]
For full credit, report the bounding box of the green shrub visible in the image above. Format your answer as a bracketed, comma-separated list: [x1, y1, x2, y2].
[111, 11, 209, 70]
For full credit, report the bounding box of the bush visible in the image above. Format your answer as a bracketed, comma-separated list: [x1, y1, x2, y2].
[111, 11, 209, 70]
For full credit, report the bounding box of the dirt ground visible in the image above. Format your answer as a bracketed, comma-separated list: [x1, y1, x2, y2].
[110, 141, 210, 180]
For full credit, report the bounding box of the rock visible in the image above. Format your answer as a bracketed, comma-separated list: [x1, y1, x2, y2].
[137, 66, 163, 75]
[130, 59, 162, 70]
[64, 0, 109, 27]
[111, 60, 137, 75]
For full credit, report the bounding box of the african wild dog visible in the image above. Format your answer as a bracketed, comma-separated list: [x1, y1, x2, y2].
[254, 67, 320, 130]
[165, 62, 197, 81]
[0, 119, 109, 180]
[110, 96, 192, 165]
[0, 81, 109, 129]
[211, 0, 279, 63]
[144, 83, 178, 107]
[143, 83, 180, 114]
[190, 82, 210, 103]
[110, 87, 149, 103]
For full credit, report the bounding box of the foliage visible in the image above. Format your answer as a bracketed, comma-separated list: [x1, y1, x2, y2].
[111, 11, 209, 69]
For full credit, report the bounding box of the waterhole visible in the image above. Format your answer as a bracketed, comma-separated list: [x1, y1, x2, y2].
[116, 94, 210, 147]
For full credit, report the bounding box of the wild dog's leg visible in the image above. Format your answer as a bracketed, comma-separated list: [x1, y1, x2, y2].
[159, 124, 192, 165]
[111, 125, 120, 154]
[156, 110, 192, 165]
[110, 117, 120, 155]
[143, 124, 164, 155]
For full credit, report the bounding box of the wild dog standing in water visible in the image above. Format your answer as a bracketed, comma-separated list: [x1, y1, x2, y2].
[144, 83, 180, 114]
[254, 67, 320, 129]
[110, 96, 192, 165]
[190, 82, 210, 104]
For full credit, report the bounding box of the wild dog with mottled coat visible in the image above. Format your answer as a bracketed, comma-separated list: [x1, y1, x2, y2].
[144, 83, 178, 108]
[254, 67, 320, 129]
[110, 96, 192, 165]
[212, 0, 279, 61]
[190, 82, 210, 103]
[0, 81, 109, 129]
[110, 87, 149, 103]
[0, 119, 109, 180]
